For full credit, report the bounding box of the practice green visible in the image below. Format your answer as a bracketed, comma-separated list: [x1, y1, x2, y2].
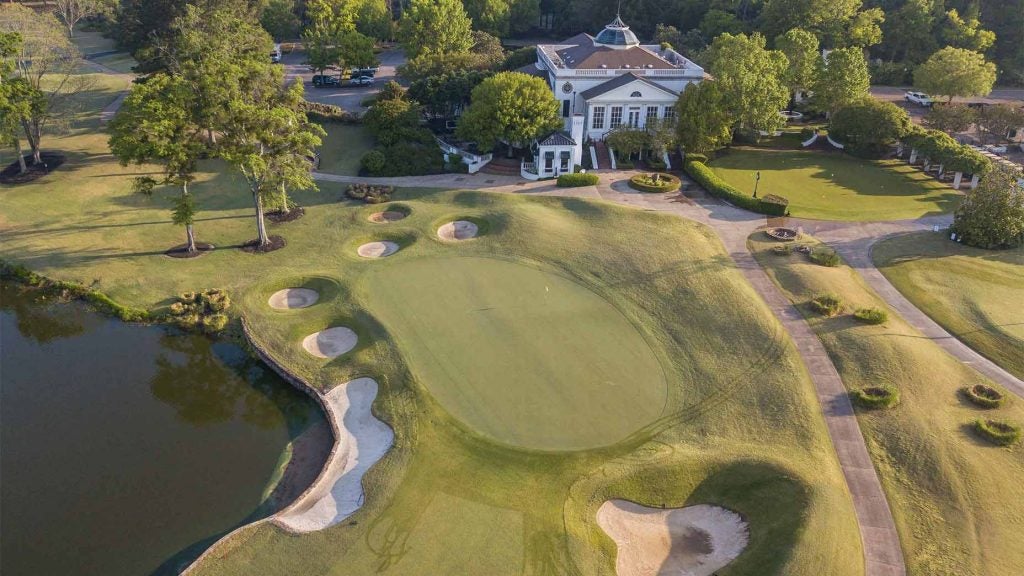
[362, 256, 667, 450]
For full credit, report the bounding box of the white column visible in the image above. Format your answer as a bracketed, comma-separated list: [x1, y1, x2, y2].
[909, 149, 918, 164]
[953, 172, 963, 189]
[970, 174, 980, 189]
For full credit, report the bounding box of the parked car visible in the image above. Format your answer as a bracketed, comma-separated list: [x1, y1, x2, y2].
[984, 144, 1008, 154]
[904, 91, 934, 107]
[311, 75, 340, 87]
[351, 76, 373, 86]
[270, 44, 282, 63]
[351, 67, 378, 77]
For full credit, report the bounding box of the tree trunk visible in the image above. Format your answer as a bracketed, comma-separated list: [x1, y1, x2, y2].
[14, 139, 27, 174]
[22, 118, 41, 165]
[279, 182, 289, 215]
[183, 181, 196, 253]
[253, 189, 270, 247]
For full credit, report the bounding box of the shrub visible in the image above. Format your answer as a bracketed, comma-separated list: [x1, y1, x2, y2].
[854, 307, 888, 325]
[684, 153, 708, 164]
[972, 419, 1022, 446]
[201, 289, 230, 312]
[361, 150, 386, 174]
[179, 291, 198, 304]
[809, 246, 841, 267]
[852, 385, 900, 409]
[830, 99, 912, 158]
[771, 244, 792, 256]
[202, 313, 229, 334]
[684, 160, 790, 216]
[761, 194, 789, 214]
[950, 165, 1024, 249]
[299, 101, 360, 124]
[963, 384, 1006, 409]
[346, 183, 395, 203]
[629, 172, 681, 193]
[810, 293, 843, 317]
[169, 302, 187, 315]
[557, 173, 599, 187]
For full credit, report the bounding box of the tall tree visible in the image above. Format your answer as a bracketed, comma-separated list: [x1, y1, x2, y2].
[260, 0, 300, 41]
[456, 71, 561, 155]
[877, 0, 940, 63]
[913, 47, 997, 103]
[776, 28, 821, 100]
[0, 32, 34, 174]
[976, 105, 1024, 143]
[399, 0, 473, 59]
[0, 4, 88, 166]
[951, 165, 1024, 249]
[108, 74, 206, 253]
[829, 98, 912, 157]
[674, 81, 734, 154]
[706, 33, 790, 133]
[811, 46, 870, 115]
[302, 0, 376, 77]
[941, 9, 995, 54]
[52, 0, 115, 38]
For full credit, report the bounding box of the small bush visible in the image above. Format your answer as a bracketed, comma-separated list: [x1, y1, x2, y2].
[200, 289, 231, 312]
[361, 150, 386, 174]
[771, 244, 792, 256]
[175, 313, 201, 330]
[852, 385, 900, 409]
[854, 307, 888, 325]
[809, 247, 841, 267]
[169, 302, 187, 315]
[179, 291, 198, 304]
[972, 419, 1021, 446]
[346, 183, 394, 203]
[963, 384, 1006, 409]
[300, 101, 361, 124]
[557, 173, 599, 187]
[629, 172, 681, 193]
[810, 293, 843, 317]
[202, 313, 229, 334]
[684, 160, 790, 216]
[684, 153, 708, 164]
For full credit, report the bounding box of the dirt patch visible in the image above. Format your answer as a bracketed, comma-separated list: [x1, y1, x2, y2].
[301, 327, 358, 359]
[0, 153, 66, 185]
[164, 242, 215, 259]
[275, 378, 394, 532]
[368, 211, 407, 223]
[437, 220, 479, 241]
[267, 206, 306, 224]
[241, 235, 286, 254]
[596, 500, 749, 576]
[268, 288, 319, 310]
[357, 241, 399, 258]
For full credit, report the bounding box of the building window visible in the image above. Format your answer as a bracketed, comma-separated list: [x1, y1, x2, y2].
[560, 151, 571, 170]
[663, 106, 676, 121]
[628, 107, 641, 127]
[562, 99, 571, 117]
[592, 106, 605, 129]
[610, 106, 623, 128]
[646, 106, 658, 124]
[630, 91, 642, 98]
[544, 151, 554, 171]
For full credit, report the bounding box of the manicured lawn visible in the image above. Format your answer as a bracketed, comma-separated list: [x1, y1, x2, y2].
[2, 65, 863, 575]
[315, 123, 374, 175]
[362, 255, 667, 450]
[709, 148, 960, 221]
[750, 233, 1024, 576]
[874, 232, 1024, 380]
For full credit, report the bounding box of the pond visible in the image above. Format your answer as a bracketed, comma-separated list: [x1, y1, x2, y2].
[0, 283, 327, 576]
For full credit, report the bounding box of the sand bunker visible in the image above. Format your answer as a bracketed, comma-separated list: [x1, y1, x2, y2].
[597, 500, 748, 576]
[357, 241, 399, 258]
[302, 327, 358, 359]
[276, 377, 394, 532]
[268, 288, 319, 310]
[437, 220, 479, 241]
[368, 211, 407, 223]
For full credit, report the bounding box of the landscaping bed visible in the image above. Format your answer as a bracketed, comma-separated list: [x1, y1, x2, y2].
[628, 172, 680, 193]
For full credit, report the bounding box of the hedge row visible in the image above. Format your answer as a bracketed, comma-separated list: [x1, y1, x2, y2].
[300, 101, 361, 124]
[557, 173, 599, 187]
[1, 259, 152, 322]
[684, 160, 789, 216]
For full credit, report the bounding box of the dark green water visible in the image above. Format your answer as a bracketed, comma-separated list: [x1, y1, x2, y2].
[0, 284, 321, 576]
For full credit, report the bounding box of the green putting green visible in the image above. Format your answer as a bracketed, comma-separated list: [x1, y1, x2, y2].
[362, 256, 667, 450]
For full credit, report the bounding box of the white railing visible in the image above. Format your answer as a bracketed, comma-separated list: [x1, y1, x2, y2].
[436, 136, 493, 173]
[521, 161, 540, 180]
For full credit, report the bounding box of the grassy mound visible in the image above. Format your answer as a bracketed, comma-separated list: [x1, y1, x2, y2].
[852, 385, 900, 409]
[973, 419, 1022, 446]
[963, 384, 1006, 409]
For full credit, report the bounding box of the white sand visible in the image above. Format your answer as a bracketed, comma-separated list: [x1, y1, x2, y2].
[301, 327, 358, 359]
[597, 500, 749, 576]
[276, 378, 394, 532]
[357, 241, 399, 258]
[268, 288, 319, 310]
[437, 220, 479, 241]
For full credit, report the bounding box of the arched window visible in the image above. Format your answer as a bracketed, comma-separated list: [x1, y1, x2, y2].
[630, 91, 642, 98]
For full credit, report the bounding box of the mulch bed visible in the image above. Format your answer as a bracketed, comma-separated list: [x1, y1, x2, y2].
[164, 242, 215, 259]
[0, 153, 66, 185]
[266, 206, 306, 224]
[241, 235, 286, 254]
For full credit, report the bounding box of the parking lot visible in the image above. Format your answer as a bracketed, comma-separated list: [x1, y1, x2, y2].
[281, 47, 407, 112]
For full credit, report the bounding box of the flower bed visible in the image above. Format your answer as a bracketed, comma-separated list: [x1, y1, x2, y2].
[628, 172, 681, 193]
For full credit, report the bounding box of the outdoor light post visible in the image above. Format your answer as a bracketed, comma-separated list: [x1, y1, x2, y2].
[753, 171, 761, 198]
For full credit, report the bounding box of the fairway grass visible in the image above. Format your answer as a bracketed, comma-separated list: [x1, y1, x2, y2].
[751, 233, 1024, 576]
[315, 123, 375, 176]
[873, 232, 1024, 381]
[2, 66, 863, 575]
[710, 148, 959, 221]
[362, 255, 667, 450]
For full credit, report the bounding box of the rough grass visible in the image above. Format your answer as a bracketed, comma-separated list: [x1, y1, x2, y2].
[750, 231, 1024, 576]
[0, 65, 863, 575]
[873, 231, 1024, 381]
[709, 148, 960, 221]
[315, 123, 375, 175]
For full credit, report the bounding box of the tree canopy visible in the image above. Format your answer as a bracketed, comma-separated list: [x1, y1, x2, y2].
[913, 47, 997, 102]
[811, 47, 870, 115]
[400, 0, 473, 59]
[674, 81, 734, 154]
[776, 28, 820, 95]
[829, 99, 912, 157]
[456, 71, 561, 151]
[951, 165, 1024, 249]
[706, 33, 790, 133]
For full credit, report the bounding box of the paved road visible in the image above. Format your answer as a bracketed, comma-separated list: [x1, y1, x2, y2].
[281, 48, 406, 112]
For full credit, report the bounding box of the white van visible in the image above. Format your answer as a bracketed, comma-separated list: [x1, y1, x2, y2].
[271, 44, 282, 64]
